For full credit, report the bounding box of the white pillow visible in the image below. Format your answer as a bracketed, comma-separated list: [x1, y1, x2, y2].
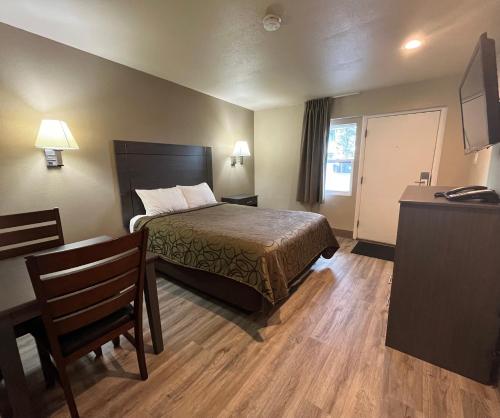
[135, 187, 189, 216]
[177, 183, 217, 208]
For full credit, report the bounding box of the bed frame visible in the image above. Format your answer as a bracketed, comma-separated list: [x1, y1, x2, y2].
[114, 140, 266, 311]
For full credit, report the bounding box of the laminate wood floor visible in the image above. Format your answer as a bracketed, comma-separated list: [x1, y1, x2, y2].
[1, 239, 499, 417]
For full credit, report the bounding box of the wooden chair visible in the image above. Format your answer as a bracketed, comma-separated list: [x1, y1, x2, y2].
[0, 208, 65, 260]
[0, 208, 65, 386]
[25, 230, 149, 418]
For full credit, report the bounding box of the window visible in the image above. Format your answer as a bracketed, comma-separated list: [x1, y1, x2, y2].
[325, 122, 357, 196]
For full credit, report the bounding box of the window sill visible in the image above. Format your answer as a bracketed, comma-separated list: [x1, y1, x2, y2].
[325, 190, 352, 197]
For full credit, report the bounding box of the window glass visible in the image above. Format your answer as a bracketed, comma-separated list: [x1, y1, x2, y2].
[325, 123, 357, 195]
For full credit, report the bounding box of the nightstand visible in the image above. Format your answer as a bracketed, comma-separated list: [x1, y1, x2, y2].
[221, 194, 258, 207]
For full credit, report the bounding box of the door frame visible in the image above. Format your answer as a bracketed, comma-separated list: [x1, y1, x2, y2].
[352, 107, 448, 240]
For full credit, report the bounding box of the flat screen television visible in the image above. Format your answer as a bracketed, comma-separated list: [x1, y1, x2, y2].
[459, 33, 500, 153]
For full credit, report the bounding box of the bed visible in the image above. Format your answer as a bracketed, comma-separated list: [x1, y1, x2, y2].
[114, 140, 339, 311]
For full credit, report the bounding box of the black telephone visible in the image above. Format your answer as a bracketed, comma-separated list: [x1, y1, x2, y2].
[434, 186, 500, 203]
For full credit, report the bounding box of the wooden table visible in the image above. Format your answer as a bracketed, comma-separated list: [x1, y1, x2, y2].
[0, 236, 163, 418]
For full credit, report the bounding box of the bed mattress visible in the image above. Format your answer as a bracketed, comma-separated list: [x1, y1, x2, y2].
[133, 203, 339, 304]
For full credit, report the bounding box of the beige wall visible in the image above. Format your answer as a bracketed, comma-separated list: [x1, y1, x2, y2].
[255, 75, 490, 231]
[485, 91, 500, 191]
[333, 75, 491, 187]
[254, 104, 309, 212]
[487, 144, 500, 191]
[0, 24, 254, 242]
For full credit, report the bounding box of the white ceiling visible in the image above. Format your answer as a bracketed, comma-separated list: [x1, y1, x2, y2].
[1, 0, 499, 110]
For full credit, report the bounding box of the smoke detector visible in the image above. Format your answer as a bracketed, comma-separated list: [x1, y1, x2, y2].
[263, 14, 281, 32]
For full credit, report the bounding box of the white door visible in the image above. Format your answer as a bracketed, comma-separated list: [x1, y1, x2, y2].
[356, 110, 443, 245]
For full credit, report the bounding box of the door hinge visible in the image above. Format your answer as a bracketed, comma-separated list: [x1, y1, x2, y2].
[357, 220, 360, 227]
[365, 129, 368, 138]
[360, 176, 364, 185]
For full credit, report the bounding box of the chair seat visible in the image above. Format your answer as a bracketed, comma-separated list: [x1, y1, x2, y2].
[36, 305, 134, 356]
[60, 305, 134, 356]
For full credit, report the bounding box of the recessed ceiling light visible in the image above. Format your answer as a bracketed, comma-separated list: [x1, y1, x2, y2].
[403, 39, 423, 50]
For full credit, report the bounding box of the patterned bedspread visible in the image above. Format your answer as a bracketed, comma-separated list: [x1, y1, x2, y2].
[134, 203, 339, 304]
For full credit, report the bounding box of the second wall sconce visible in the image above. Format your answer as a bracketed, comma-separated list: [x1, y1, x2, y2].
[231, 140, 251, 166]
[35, 119, 79, 167]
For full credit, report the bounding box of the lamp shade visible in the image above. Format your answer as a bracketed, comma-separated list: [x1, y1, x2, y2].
[35, 120, 79, 150]
[232, 140, 251, 157]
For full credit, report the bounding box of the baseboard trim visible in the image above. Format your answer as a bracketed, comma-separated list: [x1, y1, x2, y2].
[333, 228, 353, 239]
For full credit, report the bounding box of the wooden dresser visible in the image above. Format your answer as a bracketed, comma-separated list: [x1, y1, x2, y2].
[386, 185, 500, 384]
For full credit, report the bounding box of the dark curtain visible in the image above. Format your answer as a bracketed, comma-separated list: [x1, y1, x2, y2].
[296, 97, 331, 204]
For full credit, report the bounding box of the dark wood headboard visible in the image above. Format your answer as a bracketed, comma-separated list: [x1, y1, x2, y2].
[114, 140, 213, 227]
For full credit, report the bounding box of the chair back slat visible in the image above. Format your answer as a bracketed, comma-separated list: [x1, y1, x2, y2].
[0, 209, 60, 228]
[47, 268, 139, 318]
[53, 286, 137, 335]
[43, 251, 141, 298]
[0, 239, 63, 260]
[0, 208, 64, 260]
[34, 232, 143, 275]
[0, 224, 60, 246]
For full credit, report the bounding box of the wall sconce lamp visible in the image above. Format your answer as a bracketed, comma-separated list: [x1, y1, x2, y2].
[35, 119, 79, 167]
[231, 140, 251, 166]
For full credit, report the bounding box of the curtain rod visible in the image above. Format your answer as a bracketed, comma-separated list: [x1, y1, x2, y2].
[332, 92, 360, 99]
